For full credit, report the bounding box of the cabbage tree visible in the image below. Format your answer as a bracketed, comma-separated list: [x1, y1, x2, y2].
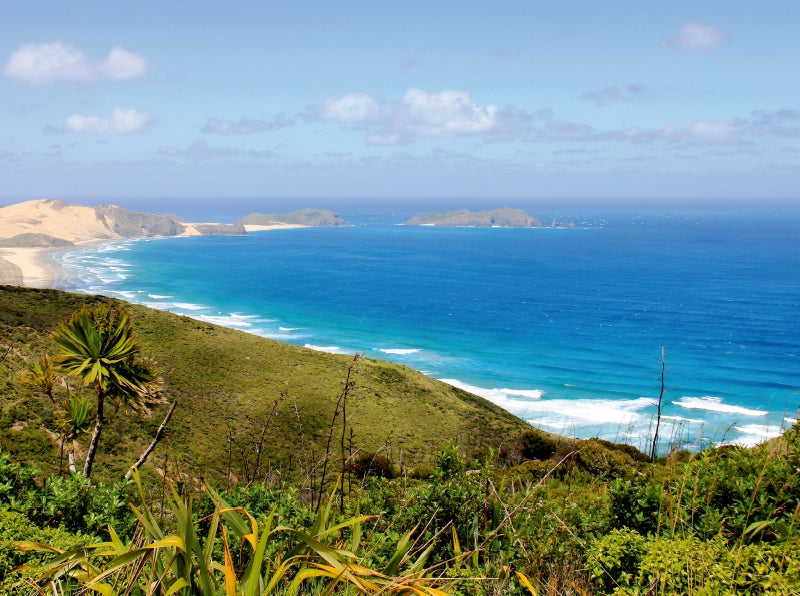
[51, 304, 161, 478]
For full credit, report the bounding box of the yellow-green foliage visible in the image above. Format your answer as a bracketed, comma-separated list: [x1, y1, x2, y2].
[0, 510, 92, 594]
[589, 528, 800, 595]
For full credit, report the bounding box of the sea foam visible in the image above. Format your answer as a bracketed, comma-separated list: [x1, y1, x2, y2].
[173, 302, 207, 311]
[731, 423, 789, 446]
[304, 344, 344, 354]
[674, 396, 767, 417]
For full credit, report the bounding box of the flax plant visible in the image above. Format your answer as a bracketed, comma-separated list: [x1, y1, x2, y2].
[18, 470, 448, 595]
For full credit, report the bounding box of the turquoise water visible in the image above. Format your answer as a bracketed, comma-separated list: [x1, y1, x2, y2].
[53, 204, 800, 452]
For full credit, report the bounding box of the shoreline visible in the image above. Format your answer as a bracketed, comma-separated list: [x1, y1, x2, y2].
[0, 248, 57, 288]
[0, 224, 305, 289]
[0, 220, 794, 452]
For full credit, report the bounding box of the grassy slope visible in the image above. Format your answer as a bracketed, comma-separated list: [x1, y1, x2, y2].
[0, 286, 529, 485]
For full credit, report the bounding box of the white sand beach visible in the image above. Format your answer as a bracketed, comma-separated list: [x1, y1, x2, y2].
[0, 199, 310, 289]
[242, 223, 306, 232]
[0, 248, 55, 288]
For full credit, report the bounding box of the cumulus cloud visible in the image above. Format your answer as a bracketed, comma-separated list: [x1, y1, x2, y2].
[48, 107, 152, 135]
[666, 22, 729, 52]
[615, 110, 800, 146]
[311, 87, 795, 153]
[313, 88, 527, 144]
[392, 88, 498, 137]
[201, 114, 294, 135]
[317, 92, 381, 122]
[3, 41, 149, 83]
[99, 46, 149, 80]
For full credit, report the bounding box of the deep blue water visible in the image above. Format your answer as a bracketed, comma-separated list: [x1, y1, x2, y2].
[53, 203, 800, 452]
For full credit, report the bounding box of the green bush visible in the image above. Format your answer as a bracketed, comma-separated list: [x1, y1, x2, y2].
[574, 438, 645, 480]
[588, 530, 800, 595]
[349, 451, 395, 479]
[607, 475, 663, 536]
[587, 527, 647, 593]
[516, 429, 559, 461]
[668, 429, 800, 541]
[0, 509, 92, 595]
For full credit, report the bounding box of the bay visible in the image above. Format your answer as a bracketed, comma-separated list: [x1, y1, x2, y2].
[53, 202, 800, 453]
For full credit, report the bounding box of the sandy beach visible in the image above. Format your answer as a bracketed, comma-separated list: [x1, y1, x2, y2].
[243, 223, 306, 232]
[0, 199, 314, 290]
[0, 248, 56, 288]
[0, 226, 304, 289]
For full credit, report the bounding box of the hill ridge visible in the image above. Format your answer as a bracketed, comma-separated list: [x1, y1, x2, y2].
[0, 285, 531, 485]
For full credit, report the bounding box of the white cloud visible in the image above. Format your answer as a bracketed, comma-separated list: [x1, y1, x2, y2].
[667, 22, 729, 52]
[393, 88, 498, 137]
[3, 41, 149, 83]
[59, 107, 152, 135]
[319, 92, 381, 122]
[314, 88, 509, 144]
[685, 119, 739, 143]
[99, 46, 148, 80]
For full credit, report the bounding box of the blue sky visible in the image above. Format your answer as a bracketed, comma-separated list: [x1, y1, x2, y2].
[1, 1, 799, 204]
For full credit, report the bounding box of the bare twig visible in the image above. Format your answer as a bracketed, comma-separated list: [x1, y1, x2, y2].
[125, 400, 178, 480]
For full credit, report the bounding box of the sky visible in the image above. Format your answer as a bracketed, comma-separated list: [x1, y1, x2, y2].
[1, 1, 799, 205]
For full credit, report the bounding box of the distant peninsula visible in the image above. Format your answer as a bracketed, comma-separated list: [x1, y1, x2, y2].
[0, 201, 352, 248]
[406, 208, 543, 228]
[237, 208, 347, 230]
[0, 199, 245, 247]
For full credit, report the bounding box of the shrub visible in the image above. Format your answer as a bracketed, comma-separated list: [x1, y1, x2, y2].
[516, 429, 559, 461]
[575, 438, 645, 480]
[0, 509, 92, 595]
[607, 475, 663, 536]
[588, 531, 800, 594]
[349, 452, 395, 479]
[587, 527, 647, 593]
[669, 429, 800, 541]
[437, 439, 465, 478]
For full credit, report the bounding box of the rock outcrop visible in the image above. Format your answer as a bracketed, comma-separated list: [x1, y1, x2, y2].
[406, 208, 543, 228]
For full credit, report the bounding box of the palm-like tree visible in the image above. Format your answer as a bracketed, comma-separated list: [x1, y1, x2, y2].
[52, 304, 161, 478]
[19, 354, 61, 409]
[20, 354, 74, 472]
[53, 393, 93, 473]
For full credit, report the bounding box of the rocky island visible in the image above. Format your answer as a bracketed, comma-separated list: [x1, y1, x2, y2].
[237, 208, 347, 230]
[406, 207, 542, 228]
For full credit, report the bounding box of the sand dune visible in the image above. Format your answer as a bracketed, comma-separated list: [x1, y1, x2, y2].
[0, 199, 118, 244]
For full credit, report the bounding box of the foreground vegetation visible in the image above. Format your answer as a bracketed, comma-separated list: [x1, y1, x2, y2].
[2, 426, 799, 594]
[1, 285, 799, 593]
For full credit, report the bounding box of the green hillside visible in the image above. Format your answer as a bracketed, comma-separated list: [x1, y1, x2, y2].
[0, 285, 529, 486]
[4, 285, 800, 595]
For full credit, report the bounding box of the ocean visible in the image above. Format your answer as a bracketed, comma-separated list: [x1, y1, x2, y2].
[51, 200, 800, 453]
